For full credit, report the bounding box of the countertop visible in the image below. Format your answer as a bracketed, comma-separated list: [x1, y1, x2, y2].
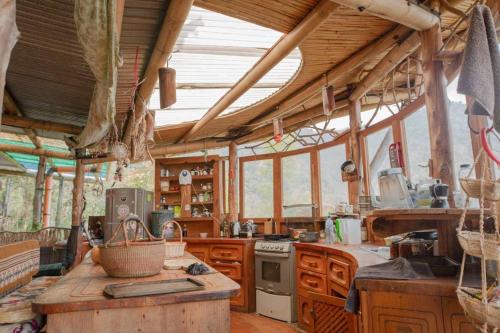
[33, 253, 240, 314]
[183, 237, 259, 243]
[355, 277, 460, 297]
[293, 242, 388, 268]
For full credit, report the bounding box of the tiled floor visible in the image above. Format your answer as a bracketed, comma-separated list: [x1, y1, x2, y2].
[231, 312, 303, 333]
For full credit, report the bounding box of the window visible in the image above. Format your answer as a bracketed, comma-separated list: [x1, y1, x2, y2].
[319, 144, 348, 215]
[366, 127, 393, 195]
[404, 106, 431, 184]
[242, 159, 274, 218]
[282, 153, 312, 217]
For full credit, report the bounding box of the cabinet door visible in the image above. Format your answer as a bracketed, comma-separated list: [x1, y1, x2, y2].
[297, 250, 327, 274]
[310, 292, 356, 333]
[209, 261, 242, 280]
[327, 256, 351, 297]
[186, 244, 209, 262]
[298, 292, 314, 330]
[442, 297, 475, 333]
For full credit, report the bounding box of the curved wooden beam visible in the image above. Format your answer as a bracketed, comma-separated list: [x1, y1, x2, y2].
[178, 0, 340, 143]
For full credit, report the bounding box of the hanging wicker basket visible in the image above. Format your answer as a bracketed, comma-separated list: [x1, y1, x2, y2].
[457, 230, 500, 261]
[163, 220, 186, 258]
[99, 215, 166, 278]
[459, 178, 500, 201]
[457, 287, 488, 325]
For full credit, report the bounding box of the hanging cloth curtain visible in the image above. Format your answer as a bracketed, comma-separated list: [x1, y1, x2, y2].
[457, 5, 500, 132]
[0, 0, 19, 125]
[70, 0, 121, 148]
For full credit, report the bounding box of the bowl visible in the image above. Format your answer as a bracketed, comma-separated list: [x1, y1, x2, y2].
[199, 232, 208, 238]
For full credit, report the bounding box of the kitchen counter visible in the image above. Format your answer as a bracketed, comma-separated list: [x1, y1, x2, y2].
[293, 241, 387, 268]
[183, 236, 259, 244]
[33, 253, 239, 333]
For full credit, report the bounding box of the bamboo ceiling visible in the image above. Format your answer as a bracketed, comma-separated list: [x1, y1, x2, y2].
[2, 0, 481, 147]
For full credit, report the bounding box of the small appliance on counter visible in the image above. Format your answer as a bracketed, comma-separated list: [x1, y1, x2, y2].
[430, 179, 449, 208]
[378, 168, 414, 208]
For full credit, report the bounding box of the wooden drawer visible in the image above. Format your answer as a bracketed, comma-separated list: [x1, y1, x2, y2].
[327, 256, 351, 295]
[209, 244, 243, 261]
[298, 291, 314, 330]
[328, 280, 348, 298]
[297, 268, 327, 294]
[209, 261, 242, 280]
[186, 245, 209, 262]
[230, 288, 245, 307]
[297, 250, 326, 274]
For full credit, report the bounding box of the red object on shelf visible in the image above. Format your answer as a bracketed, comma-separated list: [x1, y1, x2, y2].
[389, 142, 404, 168]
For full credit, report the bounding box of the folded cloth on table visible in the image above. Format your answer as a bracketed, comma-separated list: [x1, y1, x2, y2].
[345, 257, 434, 314]
[457, 5, 500, 131]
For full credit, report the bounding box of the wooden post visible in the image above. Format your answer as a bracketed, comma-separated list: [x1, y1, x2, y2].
[180, 185, 192, 218]
[69, 160, 85, 268]
[273, 156, 283, 233]
[228, 142, 238, 222]
[467, 97, 494, 180]
[32, 156, 46, 229]
[420, 24, 456, 206]
[55, 177, 65, 227]
[348, 100, 362, 212]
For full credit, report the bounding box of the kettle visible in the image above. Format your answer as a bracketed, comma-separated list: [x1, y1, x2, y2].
[430, 179, 449, 208]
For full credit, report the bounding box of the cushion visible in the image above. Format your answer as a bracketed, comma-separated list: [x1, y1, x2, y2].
[0, 241, 39, 297]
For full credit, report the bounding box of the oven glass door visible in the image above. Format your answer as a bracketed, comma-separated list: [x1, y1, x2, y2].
[255, 251, 292, 295]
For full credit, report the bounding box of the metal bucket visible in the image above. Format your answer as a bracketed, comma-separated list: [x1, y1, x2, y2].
[151, 210, 174, 237]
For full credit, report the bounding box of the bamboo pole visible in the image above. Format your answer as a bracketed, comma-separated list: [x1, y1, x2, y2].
[150, 140, 231, 157]
[349, 32, 421, 101]
[55, 177, 65, 227]
[228, 142, 238, 222]
[330, 0, 439, 30]
[122, 0, 194, 146]
[420, 24, 456, 206]
[248, 24, 413, 128]
[32, 156, 46, 229]
[179, 0, 340, 142]
[2, 114, 83, 134]
[0, 143, 73, 159]
[348, 100, 362, 212]
[69, 160, 85, 268]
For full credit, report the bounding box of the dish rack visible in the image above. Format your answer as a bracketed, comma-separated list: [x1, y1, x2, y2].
[456, 147, 500, 332]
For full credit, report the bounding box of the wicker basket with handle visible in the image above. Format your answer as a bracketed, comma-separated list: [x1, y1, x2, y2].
[163, 220, 186, 258]
[99, 214, 166, 278]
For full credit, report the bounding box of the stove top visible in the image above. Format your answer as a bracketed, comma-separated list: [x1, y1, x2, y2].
[255, 238, 295, 252]
[263, 233, 290, 241]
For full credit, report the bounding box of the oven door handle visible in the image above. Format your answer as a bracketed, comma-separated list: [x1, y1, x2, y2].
[255, 251, 290, 258]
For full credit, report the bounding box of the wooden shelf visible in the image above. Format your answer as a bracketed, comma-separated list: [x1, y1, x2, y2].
[191, 201, 213, 205]
[175, 217, 214, 222]
[160, 175, 214, 181]
[160, 191, 180, 194]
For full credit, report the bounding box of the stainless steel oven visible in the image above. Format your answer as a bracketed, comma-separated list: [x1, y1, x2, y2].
[255, 240, 297, 322]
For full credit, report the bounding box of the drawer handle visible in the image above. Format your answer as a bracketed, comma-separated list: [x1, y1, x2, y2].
[306, 280, 319, 288]
[220, 251, 233, 256]
[306, 261, 318, 268]
[219, 269, 232, 274]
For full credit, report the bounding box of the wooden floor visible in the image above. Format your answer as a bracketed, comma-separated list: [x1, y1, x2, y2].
[231, 312, 302, 333]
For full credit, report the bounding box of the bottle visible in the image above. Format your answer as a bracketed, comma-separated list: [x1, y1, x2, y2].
[220, 221, 225, 237]
[182, 224, 188, 237]
[232, 221, 240, 238]
[325, 215, 334, 245]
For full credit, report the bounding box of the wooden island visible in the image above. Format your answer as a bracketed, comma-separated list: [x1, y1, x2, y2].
[33, 254, 240, 333]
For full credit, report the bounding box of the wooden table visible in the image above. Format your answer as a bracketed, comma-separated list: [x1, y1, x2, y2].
[366, 208, 490, 260]
[33, 253, 240, 333]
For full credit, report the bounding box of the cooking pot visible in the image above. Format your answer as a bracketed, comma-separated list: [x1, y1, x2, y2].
[299, 232, 320, 243]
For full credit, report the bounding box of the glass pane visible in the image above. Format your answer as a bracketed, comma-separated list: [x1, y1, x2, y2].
[366, 127, 393, 195]
[404, 107, 431, 184]
[243, 159, 274, 218]
[262, 261, 281, 282]
[282, 153, 312, 217]
[319, 144, 348, 215]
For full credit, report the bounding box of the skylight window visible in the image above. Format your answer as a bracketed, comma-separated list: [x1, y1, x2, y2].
[152, 6, 302, 126]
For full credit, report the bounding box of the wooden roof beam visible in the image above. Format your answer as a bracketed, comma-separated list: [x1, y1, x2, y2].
[247, 24, 413, 129]
[122, 0, 194, 146]
[330, 0, 439, 31]
[150, 139, 231, 157]
[0, 143, 72, 159]
[178, 0, 340, 143]
[2, 114, 83, 135]
[349, 32, 421, 101]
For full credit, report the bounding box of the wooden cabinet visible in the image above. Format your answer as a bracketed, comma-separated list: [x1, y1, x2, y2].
[186, 238, 255, 312]
[360, 290, 475, 333]
[296, 248, 356, 332]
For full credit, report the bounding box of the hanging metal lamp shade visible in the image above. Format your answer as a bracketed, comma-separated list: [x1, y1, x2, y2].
[159, 67, 176, 109]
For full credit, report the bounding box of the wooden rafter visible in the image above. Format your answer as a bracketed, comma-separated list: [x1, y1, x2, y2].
[0, 143, 72, 159]
[122, 0, 194, 147]
[178, 0, 340, 143]
[246, 24, 413, 129]
[150, 139, 231, 157]
[2, 114, 83, 135]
